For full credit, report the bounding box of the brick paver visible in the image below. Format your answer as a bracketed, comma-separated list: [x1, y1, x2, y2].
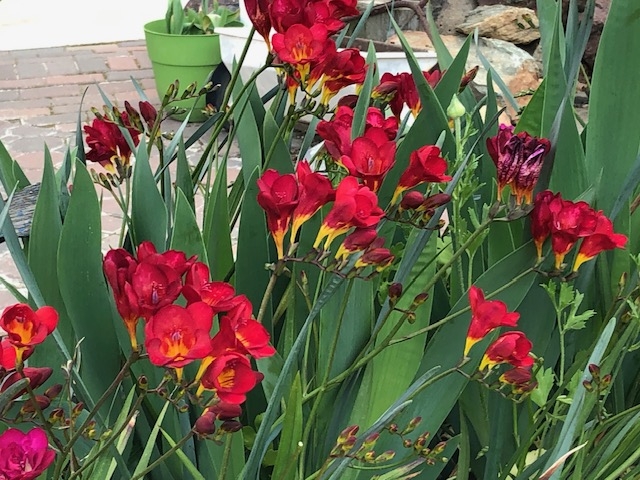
[0, 40, 243, 301]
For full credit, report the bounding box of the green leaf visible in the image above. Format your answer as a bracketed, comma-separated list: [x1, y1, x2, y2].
[263, 110, 293, 173]
[132, 140, 168, 249]
[132, 401, 171, 477]
[232, 78, 263, 186]
[202, 162, 233, 280]
[272, 372, 304, 480]
[170, 188, 208, 263]
[0, 139, 29, 193]
[175, 139, 195, 211]
[57, 160, 122, 418]
[531, 367, 555, 408]
[159, 428, 206, 480]
[585, 0, 640, 215]
[0, 378, 28, 412]
[351, 42, 377, 140]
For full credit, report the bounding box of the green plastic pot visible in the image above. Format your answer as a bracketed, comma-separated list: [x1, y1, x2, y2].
[144, 19, 221, 122]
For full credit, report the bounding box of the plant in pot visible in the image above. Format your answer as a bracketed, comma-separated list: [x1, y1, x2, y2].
[144, 0, 242, 122]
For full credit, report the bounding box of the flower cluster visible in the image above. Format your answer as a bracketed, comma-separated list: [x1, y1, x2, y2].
[465, 286, 536, 393]
[246, 0, 366, 105]
[103, 242, 275, 431]
[486, 124, 551, 206]
[0, 427, 55, 480]
[530, 190, 628, 271]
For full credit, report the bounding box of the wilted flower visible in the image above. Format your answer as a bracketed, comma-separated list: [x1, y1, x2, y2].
[464, 286, 520, 356]
[486, 125, 550, 205]
[479, 331, 534, 371]
[0, 428, 55, 480]
[0, 304, 58, 363]
[257, 169, 300, 259]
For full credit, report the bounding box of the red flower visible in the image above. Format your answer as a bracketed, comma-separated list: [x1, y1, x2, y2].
[316, 48, 367, 104]
[499, 366, 537, 393]
[84, 115, 140, 172]
[340, 128, 396, 192]
[199, 352, 264, 404]
[245, 0, 273, 49]
[272, 24, 334, 83]
[269, 0, 355, 34]
[257, 169, 300, 259]
[354, 238, 395, 271]
[219, 314, 276, 359]
[464, 286, 520, 356]
[313, 176, 385, 250]
[144, 303, 214, 378]
[0, 304, 58, 363]
[136, 241, 194, 276]
[290, 161, 335, 242]
[530, 190, 558, 262]
[392, 145, 452, 203]
[334, 227, 378, 261]
[486, 124, 551, 205]
[132, 262, 183, 319]
[364, 107, 398, 140]
[573, 211, 628, 271]
[103, 248, 141, 348]
[549, 198, 598, 269]
[479, 331, 534, 371]
[0, 428, 56, 480]
[1, 339, 33, 370]
[317, 106, 354, 159]
[138, 101, 158, 130]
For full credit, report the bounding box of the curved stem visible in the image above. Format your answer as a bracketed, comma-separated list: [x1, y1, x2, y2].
[129, 430, 196, 480]
[257, 265, 282, 324]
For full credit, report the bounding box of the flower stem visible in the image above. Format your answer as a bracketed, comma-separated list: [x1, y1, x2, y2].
[257, 264, 282, 324]
[129, 430, 196, 480]
[219, 433, 233, 480]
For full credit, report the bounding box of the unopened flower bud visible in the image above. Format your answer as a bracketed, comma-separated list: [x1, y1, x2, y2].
[388, 423, 398, 433]
[178, 403, 189, 413]
[338, 425, 359, 444]
[412, 293, 429, 307]
[138, 375, 148, 390]
[220, 420, 243, 433]
[433, 441, 447, 455]
[403, 439, 413, 448]
[375, 450, 396, 463]
[601, 374, 612, 387]
[44, 384, 63, 400]
[400, 191, 425, 211]
[363, 433, 379, 450]
[72, 402, 84, 417]
[363, 451, 376, 462]
[194, 411, 217, 436]
[49, 408, 65, 424]
[402, 416, 422, 435]
[21, 395, 51, 414]
[447, 94, 466, 120]
[388, 283, 403, 303]
[588, 364, 600, 379]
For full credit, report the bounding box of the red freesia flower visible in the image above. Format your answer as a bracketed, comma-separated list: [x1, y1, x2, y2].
[84, 115, 140, 172]
[340, 128, 396, 192]
[0, 427, 56, 480]
[486, 124, 551, 205]
[499, 366, 537, 393]
[272, 24, 334, 83]
[132, 262, 183, 319]
[245, 0, 273, 49]
[290, 160, 335, 242]
[530, 190, 558, 262]
[199, 352, 264, 404]
[257, 169, 300, 259]
[316, 48, 367, 104]
[464, 286, 520, 356]
[136, 241, 194, 276]
[219, 314, 276, 359]
[1, 339, 33, 370]
[138, 101, 158, 131]
[392, 145, 452, 203]
[0, 304, 58, 363]
[364, 107, 398, 140]
[479, 331, 534, 371]
[334, 227, 378, 261]
[103, 248, 141, 348]
[144, 302, 214, 379]
[269, 0, 356, 34]
[182, 261, 211, 304]
[549, 198, 598, 269]
[313, 176, 385, 250]
[573, 211, 628, 271]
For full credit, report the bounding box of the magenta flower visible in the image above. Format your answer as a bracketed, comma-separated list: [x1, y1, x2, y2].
[0, 427, 55, 480]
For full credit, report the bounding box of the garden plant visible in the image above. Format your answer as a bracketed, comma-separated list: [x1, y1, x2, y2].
[0, 0, 639, 478]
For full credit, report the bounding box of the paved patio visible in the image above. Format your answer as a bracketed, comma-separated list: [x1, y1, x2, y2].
[0, 40, 241, 304]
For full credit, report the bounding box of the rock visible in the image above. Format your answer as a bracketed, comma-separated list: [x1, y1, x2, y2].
[386, 31, 434, 50]
[456, 5, 540, 44]
[429, 0, 479, 35]
[584, 0, 611, 74]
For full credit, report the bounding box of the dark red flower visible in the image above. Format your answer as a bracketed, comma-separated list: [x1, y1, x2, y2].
[486, 124, 551, 205]
[144, 303, 214, 377]
[316, 105, 354, 159]
[530, 190, 558, 262]
[272, 24, 334, 82]
[84, 115, 140, 172]
[245, 0, 273, 49]
[0, 304, 58, 363]
[257, 169, 300, 259]
[354, 238, 395, 271]
[479, 331, 534, 371]
[136, 241, 195, 276]
[1, 367, 53, 399]
[340, 128, 396, 192]
[573, 211, 627, 271]
[316, 48, 367, 104]
[290, 160, 335, 242]
[334, 227, 378, 261]
[0, 428, 56, 480]
[313, 176, 384, 250]
[464, 286, 520, 356]
[392, 145, 452, 203]
[549, 197, 598, 269]
[132, 262, 182, 320]
[500, 366, 537, 393]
